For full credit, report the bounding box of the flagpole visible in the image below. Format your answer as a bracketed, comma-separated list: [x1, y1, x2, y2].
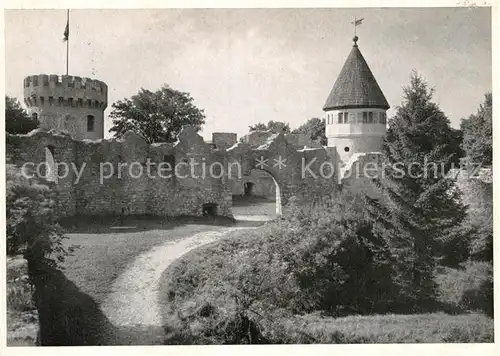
[66, 9, 69, 75]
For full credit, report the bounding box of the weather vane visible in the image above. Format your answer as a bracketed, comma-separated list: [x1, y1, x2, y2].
[351, 16, 364, 38]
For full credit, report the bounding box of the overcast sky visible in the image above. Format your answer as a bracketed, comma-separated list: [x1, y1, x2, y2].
[5, 8, 492, 140]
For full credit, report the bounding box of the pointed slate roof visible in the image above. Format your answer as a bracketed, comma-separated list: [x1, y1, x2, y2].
[323, 36, 389, 111]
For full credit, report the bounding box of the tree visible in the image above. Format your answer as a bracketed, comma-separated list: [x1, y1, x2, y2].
[109, 85, 206, 144]
[6, 164, 71, 267]
[460, 92, 492, 166]
[249, 120, 291, 134]
[292, 117, 327, 145]
[364, 71, 467, 311]
[5, 95, 39, 134]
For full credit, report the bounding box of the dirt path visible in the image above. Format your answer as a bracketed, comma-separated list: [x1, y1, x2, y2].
[100, 226, 254, 330]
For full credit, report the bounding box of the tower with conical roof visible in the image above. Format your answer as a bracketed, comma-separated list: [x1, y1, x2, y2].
[323, 35, 389, 163]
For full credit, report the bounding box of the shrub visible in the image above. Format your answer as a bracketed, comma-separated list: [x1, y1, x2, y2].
[160, 192, 407, 343]
[435, 261, 493, 317]
[6, 164, 71, 267]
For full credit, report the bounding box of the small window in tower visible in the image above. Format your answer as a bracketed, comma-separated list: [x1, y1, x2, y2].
[362, 112, 368, 123]
[338, 112, 343, 124]
[344, 112, 349, 123]
[87, 115, 95, 132]
[78, 98, 83, 108]
[68, 98, 74, 107]
[40, 97, 45, 106]
[368, 112, 374, 123]
[32, 112, 38, 120]
[48, 96, 54, 106]
[58, 97, 64, 106]
[87, 99, 92, 108]
[357, 112, 362, 123]
[381, 113, 387, 124]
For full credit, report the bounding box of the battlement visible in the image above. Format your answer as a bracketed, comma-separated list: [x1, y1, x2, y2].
[23, 74, 108, 109]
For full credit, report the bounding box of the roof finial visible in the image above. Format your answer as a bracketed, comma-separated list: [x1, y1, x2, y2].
[353, 35, 359, 46]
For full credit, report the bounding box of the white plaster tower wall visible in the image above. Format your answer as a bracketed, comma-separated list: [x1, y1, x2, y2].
[325, 107, 387, 162]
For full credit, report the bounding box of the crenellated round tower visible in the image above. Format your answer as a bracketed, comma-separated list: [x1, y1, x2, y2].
[23, 74, 108, 140]
[323, 36, 389, 163]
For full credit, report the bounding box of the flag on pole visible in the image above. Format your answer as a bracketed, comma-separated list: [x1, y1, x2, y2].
[63, 17, 69, 42]
[352, 17, 364, 26]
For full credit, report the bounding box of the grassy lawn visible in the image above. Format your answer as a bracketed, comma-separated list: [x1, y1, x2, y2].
[60, 215, 235, 304]
[284, 312, 494, 343]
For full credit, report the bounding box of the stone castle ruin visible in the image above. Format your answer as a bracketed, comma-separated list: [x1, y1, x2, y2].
[8, 36, 388, 218]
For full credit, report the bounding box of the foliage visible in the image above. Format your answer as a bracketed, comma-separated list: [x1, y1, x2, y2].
[160, 192, 407, 343]
[159, 193, 493, 343]
[292, 117, 327, 145]
[458, 176, 493, 262]
[6, 164, 71, 268]
[248, 120, 291, 134]
[460, 93, 492, 166]
[109, 85, 206, 144]
[5, 95, 39, 134]
[435, 262, 493, 317]
[364, 71, 467, 310]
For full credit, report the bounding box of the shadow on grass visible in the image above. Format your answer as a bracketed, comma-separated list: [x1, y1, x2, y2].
[59, 215, 239, 234]
[31, 262, 167, 346]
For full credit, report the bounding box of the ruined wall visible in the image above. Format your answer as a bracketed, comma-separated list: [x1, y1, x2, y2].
[6, 126, 341, 218]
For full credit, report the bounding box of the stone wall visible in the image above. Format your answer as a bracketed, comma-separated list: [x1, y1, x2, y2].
[6, 126, 341, 218]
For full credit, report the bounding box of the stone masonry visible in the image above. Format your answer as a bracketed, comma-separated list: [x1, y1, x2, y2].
[6, 126, 340, 218]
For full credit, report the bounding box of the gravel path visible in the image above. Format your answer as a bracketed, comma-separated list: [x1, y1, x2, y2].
[100, 226, 253, 328]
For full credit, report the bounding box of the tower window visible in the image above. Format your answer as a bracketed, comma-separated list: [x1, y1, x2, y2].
[380, 112, 387, 124]
[68, 98, 74, 107]
[40, 97, 45, 106]
[32, 112, 38, 120]
[87, 99, 92, 108]
[338, 112, 343, 124]
[78, 98, 83, 107]
[362, 112, 368, 123]
[344, 112, 349, 123]
[357, 112, 362, 123]
[58, 97, 64, 106]
[368, 112, 374, 123]
[48, 96, 54, 106]
[87, 115, 95, 132]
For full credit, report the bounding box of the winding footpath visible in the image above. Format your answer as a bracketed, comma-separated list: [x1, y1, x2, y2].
[100, 225, 255, 328]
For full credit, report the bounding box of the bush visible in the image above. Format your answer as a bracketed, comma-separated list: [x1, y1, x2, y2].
[435, 261, 493, 317]
[6, 164, 71, 267]
[159, 192, 407, 343]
